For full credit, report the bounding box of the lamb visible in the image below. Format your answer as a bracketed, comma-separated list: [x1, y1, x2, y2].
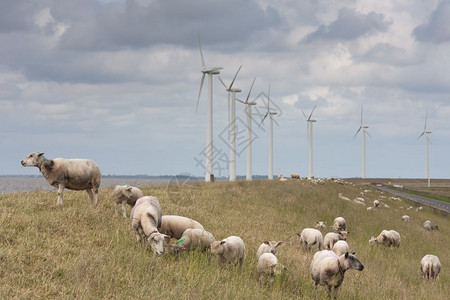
[324, 231, 348, 250]
[111, 185, 144, 218]
[332, 217, 347, 231]
[423, 220, 439, 231]
[332, 240, 349, 256]
[256, 240, 284, 260]
[315, 221, 327, 230]
[420, 255, 441, 279]
[297, 228, 324, 252]
[369, 230, 401, 248]
[170, 228, 215, 253]
[160, 215, 204, 239]
[401, 215, 410, 222]
[257, 253, 286, 283]
[21, 152, 101, 206]
[311, 250, 364, 300]
[130, 196, 169, 255]
[210, 236, 246, 270]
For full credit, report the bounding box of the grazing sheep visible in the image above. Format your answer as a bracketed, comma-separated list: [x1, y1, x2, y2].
[420, 255, 441, 279]
[315, 221, 327, 230]
[160, 215, 204, 239]
[369, 230, 401, 248]
[407, 206, 413, 211]
[256, 240, 284, 260]
[170, 228, 215, 253]
[210, 236, 246, 270]
[338, 193, 351, 201]
[416, 206, 423, 211]
[366, 207, 374, 212]
[257, 253, 286, 283]
[332, 240, 350, 256]
[21, 152, 101, 206]
[111, 185, 143, 218]
[332, 217, 347, 231]
[311, 250, 364, 300]
[401, 215, 410, 222]
[373, 200, 380, 208]
[423, 220, 439, 231]
[130, 196, 168, 255]
[324, 231, 348, 250]
[297, 228, 324, 252]
[291, 173, 301, 179]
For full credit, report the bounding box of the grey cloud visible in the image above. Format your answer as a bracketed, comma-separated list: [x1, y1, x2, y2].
[413, 0, 450, 43]
[301, 8, 391, 43]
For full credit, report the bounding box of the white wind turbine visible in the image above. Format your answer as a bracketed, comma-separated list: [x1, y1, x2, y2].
[260, 85, 278, 180]
[218, 65, 243, 182]
[236, 77, 257, 181]
[302, 105, 317, 179]
[353, 105, 371, 179]
[196, 34, 223, 182]
[418, 112, 432, 188]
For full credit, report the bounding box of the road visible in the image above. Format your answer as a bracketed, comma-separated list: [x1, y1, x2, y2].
[376, 186, 450, 214]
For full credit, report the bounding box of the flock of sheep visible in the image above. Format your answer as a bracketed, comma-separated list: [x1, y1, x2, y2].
[20, 152, 443, 299]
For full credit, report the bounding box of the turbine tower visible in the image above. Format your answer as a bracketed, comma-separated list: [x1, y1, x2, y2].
[302, 105, 317, 179]
[218, 65, 243, 182]
[260, 85, 278, 180]
[237, 77, 257, 181]
[353, 105, 371, 179]
[418, 112, 431, 188]
[196, 34, 223, 182]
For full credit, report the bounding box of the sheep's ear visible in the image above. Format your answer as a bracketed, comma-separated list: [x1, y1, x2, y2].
[220, 240, 226, 245]
[345, 252, 349, 258]
[352, 252, 356, 255]
[38, 152, 45, 157]
[347, 231, 350, 234]
[263, 241, 270, 245]
[164, 235, 171, 240]
[276, 241, 284, 247]
[125, 186, 132, 192]
[296, 233, 301, 237]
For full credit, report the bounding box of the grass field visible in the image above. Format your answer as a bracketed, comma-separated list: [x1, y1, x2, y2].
[0, 180, 448, 299]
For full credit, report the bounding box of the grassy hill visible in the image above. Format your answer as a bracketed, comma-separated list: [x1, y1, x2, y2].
[0, 180, 448, 299]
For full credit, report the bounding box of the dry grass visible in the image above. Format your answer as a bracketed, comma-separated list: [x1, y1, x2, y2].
[0, 180, 448, 299]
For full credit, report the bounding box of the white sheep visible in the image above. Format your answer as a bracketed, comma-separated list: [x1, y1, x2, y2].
[420, 255, 441, 279]
[373, 200, 380, 208]
[130, 196, 169, 255]
[257, 253, 286, 283]
[210, 236, 246, 270]
[338, 193, 351, 201]
[332, 217, 347, 231]
[369, 230, 401, 248]
[21, 152, 101, 206]
[324, 231, 348, 250]
[332, 240, 349, 256]
[311, 250, 364, 300]
[401, 215, 410, 222]
[423, 220, 439, 231]
[111, 185, 144, 218]
[366, 207, 374, 212]
[170, 228, 215, 253]
[416, 206, 423, 211]
[256, 240, 284, 260]
[160, 215, 204, 239]
[297, 228, 324, 252]
[315, 221, 327, 230]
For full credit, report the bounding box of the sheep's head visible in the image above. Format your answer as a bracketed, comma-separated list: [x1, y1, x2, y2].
[338, 231, 348, 240]
[210, 240, 226, 255]
[21, 152, 46, 167]
[369, 237, 377, 245]
[315, 221, 326, 229]
[263, 241, 284, 256]
[148, 232, 170, 255]
[343, 252, 364, 271]
[123, 185, 133, 199]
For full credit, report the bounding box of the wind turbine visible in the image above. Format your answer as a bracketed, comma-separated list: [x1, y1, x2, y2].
[236, 77, 257, 181]
[302, 105, 317, 179]
[353, 105, 370, 179]
[196, 34, 223, 182]
[418, 112, 431, 188]
[260, 85, 278, 180]
[218, 65, 243, 182]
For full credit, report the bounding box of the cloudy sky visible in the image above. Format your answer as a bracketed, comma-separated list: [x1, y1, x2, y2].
[2, 0, 450, 179]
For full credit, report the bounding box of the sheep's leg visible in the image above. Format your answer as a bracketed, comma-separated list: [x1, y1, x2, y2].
[122, 200, 127, 218]
[114, 202, 119, 216]
[57, 184, 65, 205]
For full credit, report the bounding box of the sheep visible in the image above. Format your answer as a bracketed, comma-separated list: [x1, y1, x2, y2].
[401, 215, 410, 222]
[324, 231, 348, 250]
[130, 196, 169, 255]
[420, 255, 441, 279]
[297, 228, 324, 252]
[423, 220, 439, 231]
[257, 253, 286, 283]
[170, 228, 215, 254]
[416, 206, 423, 211]
[210, 236, 246, 270]
[332, 217, 347, 231]
[291, 173, 301, 179]
[366, 207, 374, 212]
[256, 240, 284, 260]
[311, 250, 364, 300]
[332, 241, 349, 256]
[21, 152, 101, 206]
[160, 215, 204, 239]
[338, 193, 351, 202]
[373, 200, 380, 208]
[111, 185, 143, 218]
[369, 230, 401, 248]
[315, 221, 327, 230]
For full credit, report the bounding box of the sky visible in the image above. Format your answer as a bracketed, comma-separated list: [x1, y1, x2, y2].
[1, 0, 450, 179]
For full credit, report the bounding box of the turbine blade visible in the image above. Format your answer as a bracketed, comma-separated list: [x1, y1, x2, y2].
[267, 85, 271, 112]
[245, 76, 256, 103]
[198, 33, 205, 69]
[308, 105, 317, 121]
[366, 130, 372, 137]
[259, 113, 268, 127]
[196, 73, 206, 113]
[236, 98, 245, 104]
[218, 76, 227, 90]
[353, 127, 362, 138]
[417, 132, 425, 140]
[272, 115, 279, 126]
[229, 65, 242, 90]
[302, 109, 307, 119]
[424, 111, 428, 130]
[360, 104, 363, 126]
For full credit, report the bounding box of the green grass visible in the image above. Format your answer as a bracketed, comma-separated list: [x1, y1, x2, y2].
[389, 186, 450, 204]
[0, 180, 448, 299]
